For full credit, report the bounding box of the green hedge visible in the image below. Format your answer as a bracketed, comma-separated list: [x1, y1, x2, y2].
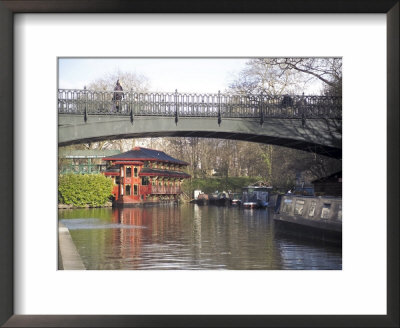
[58, 174, 113, 207]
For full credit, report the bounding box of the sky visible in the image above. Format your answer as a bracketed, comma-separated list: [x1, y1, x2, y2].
[59, 58, 249, 93]
[58, 58, 323, 94]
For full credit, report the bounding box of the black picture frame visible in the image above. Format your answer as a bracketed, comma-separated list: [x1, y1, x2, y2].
[0, 1, 398, 327]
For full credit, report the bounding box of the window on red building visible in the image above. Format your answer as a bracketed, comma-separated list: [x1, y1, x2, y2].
[125, 184, 131, 196]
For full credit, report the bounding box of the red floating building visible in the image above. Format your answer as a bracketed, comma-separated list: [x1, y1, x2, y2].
[103, 147, 190, 206]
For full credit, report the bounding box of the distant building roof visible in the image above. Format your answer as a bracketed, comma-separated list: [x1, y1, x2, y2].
[103, 147, 189, 165]
[312, 171, 342, 184]
[59, 149, 121, 159]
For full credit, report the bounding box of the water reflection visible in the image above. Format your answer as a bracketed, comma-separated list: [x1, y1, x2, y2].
[59, 204, 341, 270]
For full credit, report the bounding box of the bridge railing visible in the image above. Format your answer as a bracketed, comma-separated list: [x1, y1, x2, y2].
[58, 89, 342, 119]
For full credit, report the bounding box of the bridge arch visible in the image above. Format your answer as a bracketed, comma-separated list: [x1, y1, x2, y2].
[59, 114, 342, 159]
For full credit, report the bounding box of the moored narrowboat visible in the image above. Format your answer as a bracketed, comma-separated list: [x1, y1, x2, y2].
[273, 195, 342, 242]
[209, 191, 231, 206]
[230, 193, 242, 206]
[191, 192, 209, 205]
[241, 186, 272, 208]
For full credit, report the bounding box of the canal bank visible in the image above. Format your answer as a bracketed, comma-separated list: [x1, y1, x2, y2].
[58, 222, 86, 270]
[58, 201, 113, 210]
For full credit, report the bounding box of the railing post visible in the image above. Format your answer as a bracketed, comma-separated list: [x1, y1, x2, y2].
[301, 92, 306, 127]
[218, 90, 221, 126]
[175, 89, 179, 125]
[84, 86, 88, 123]
[260, 92, 264, 126]
[130, 88, 134, 124]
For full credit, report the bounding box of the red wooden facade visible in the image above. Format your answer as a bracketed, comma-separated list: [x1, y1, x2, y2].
[103, 147, 190, 206]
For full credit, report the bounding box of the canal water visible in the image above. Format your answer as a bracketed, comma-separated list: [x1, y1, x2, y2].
[58, 204, 342, 270]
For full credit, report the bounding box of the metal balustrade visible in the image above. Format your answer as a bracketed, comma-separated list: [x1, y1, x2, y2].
[150, 185, 181, 194]
[58, 89, 342, 120]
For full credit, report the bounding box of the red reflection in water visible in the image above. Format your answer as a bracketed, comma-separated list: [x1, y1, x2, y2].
[110, 207, 149, 263]
[109, 206, 183, 266]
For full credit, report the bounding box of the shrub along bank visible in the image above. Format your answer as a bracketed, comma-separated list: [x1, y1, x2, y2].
[58, 174, 113, 207]
[182, 176, 262, 196]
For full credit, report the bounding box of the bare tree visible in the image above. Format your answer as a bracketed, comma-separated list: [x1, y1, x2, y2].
[87, 70, 150, 93]
[229, 59, 306, 95]
[267, 58, 342, 95]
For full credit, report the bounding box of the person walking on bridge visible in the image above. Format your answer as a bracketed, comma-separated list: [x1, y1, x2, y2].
[112, 79, 124, 112]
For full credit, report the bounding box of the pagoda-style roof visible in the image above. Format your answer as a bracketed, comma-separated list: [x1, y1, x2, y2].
[103, 147, 188, 165]
[139, 168, 191, 179]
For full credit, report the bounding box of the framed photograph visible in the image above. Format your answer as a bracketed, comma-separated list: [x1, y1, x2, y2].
[1, 1, 398, 327]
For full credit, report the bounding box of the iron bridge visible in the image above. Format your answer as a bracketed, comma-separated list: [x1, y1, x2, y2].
[58, 89, 342, 158]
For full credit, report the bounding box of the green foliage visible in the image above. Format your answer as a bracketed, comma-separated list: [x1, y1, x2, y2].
[182, 176, 262, 195]
[58, 174, 113, 207]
